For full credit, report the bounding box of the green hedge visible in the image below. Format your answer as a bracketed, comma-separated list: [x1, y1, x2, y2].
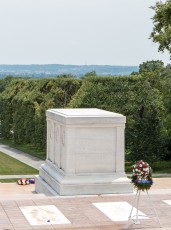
[0, 75, 170, 162]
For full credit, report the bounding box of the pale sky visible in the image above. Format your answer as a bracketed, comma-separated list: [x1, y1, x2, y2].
[0, 0, 170, 66]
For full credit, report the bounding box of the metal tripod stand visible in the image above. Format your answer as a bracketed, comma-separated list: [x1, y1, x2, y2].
[126, 189, 161, 229]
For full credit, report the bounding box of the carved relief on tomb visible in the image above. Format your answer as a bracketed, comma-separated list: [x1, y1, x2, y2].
[47, 119, 55, 163]
[60, 125, 65, 171]
[61, 125, 65, 146]
[54, 122, 60, 167]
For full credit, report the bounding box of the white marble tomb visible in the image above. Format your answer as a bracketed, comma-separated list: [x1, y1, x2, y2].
[35, 108, 132, 195]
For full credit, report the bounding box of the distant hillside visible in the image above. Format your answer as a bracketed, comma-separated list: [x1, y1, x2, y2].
[0, 64, 139, 78]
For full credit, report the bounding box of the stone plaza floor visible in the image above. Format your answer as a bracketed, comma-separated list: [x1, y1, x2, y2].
[0, 178, 171, 230]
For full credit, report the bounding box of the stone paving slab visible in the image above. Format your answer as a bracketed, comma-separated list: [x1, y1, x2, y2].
[0, 178, 170, 230]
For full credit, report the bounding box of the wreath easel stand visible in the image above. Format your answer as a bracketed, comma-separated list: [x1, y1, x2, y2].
[126, 189, 161, 229]
[126, 160, 161, 229]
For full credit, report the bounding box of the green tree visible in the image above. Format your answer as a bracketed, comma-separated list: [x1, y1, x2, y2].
[84, 71, 97, 77]
[160, 64, 171, 78]
[139, 60, 164, 73]
[150, 0, 171, 54]
[0, 76, 15, 93]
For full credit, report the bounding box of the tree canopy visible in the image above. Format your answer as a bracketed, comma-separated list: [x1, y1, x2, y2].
[150, 0, 171, 54]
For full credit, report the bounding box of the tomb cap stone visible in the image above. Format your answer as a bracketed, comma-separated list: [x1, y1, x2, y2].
[46, 108, 125, 125]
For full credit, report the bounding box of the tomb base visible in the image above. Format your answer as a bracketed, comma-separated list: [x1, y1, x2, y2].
[35, 160, 132, 196]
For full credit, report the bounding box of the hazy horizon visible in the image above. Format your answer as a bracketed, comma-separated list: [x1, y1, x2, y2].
[0, 63, 139, 67]
[0, 63, 139, 78]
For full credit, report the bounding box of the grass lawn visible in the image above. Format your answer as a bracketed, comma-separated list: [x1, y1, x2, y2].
[0, 151, 38, 175]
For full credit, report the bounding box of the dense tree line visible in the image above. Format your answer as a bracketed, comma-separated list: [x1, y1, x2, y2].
[0, 68, 170, 163]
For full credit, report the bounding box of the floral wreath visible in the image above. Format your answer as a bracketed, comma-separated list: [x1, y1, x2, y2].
[17, 178, 35, 185]
[131, 160, 153, 191]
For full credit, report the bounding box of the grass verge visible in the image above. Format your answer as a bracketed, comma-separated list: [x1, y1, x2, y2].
[0, 151, 38, 175]
[0, 178, 20, 183]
